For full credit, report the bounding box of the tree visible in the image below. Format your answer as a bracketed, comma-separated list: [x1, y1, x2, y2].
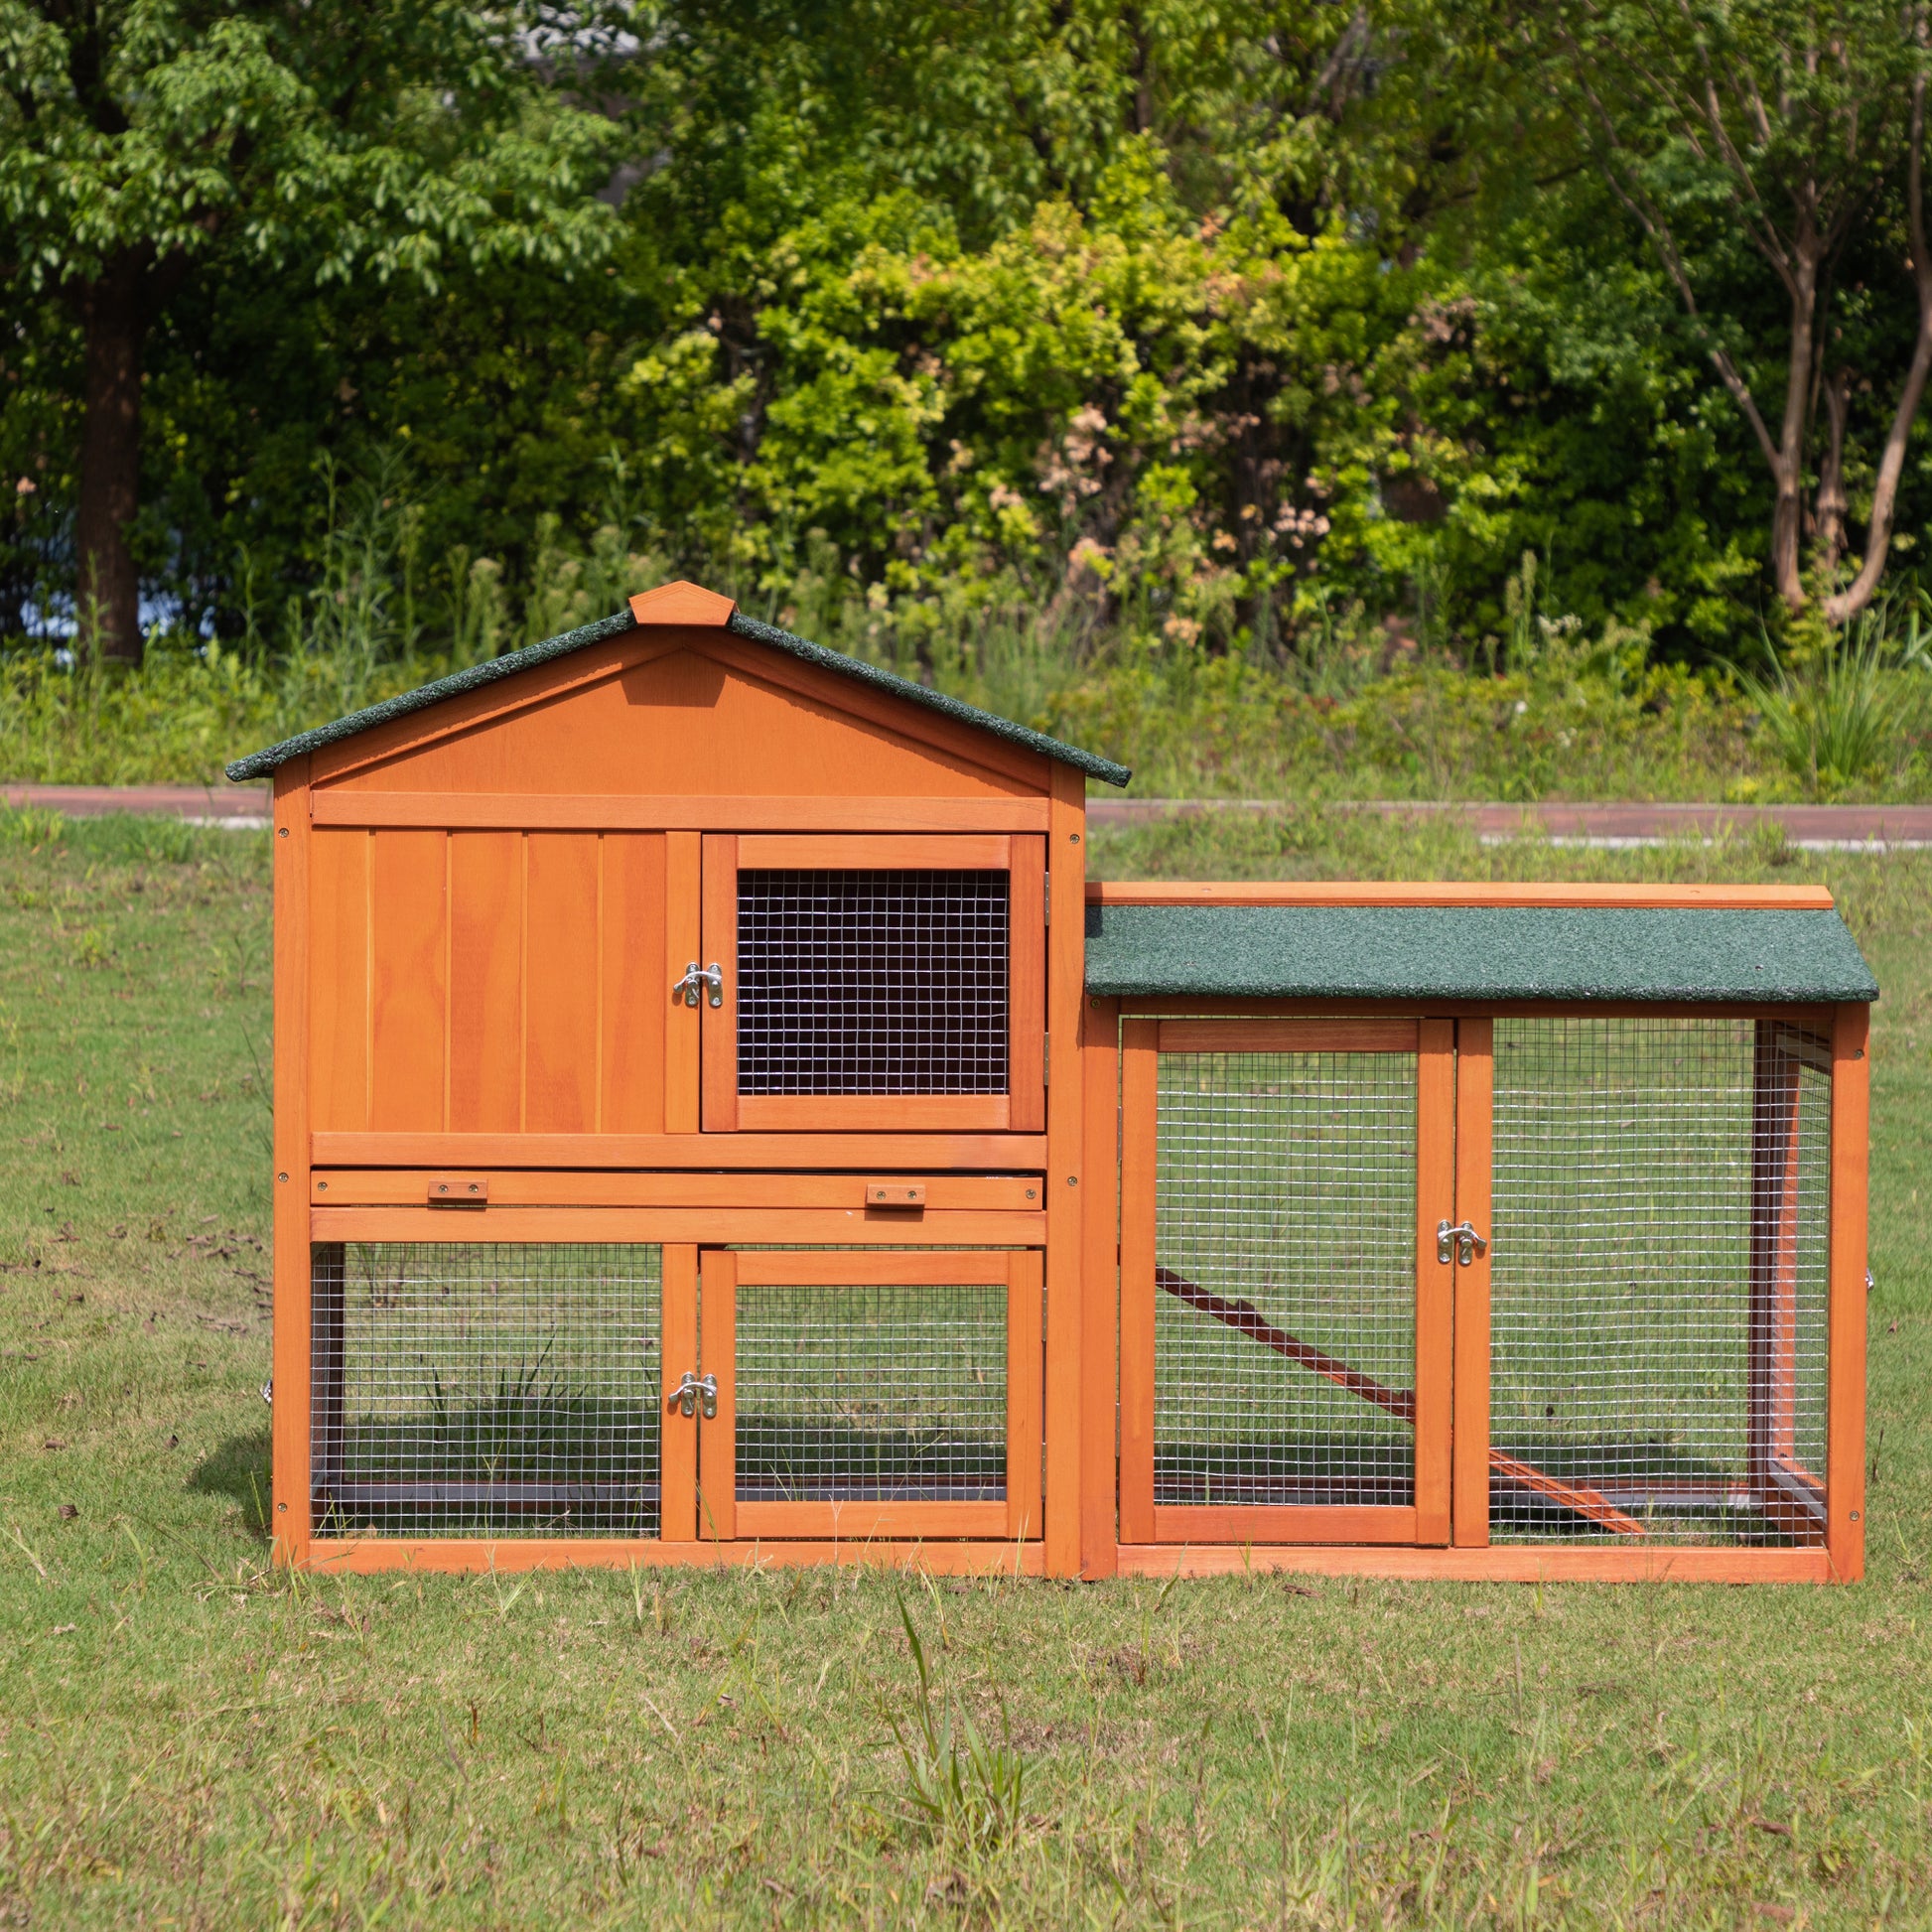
[0, 2, 620, 664]
[1545, 0, 1929, 623]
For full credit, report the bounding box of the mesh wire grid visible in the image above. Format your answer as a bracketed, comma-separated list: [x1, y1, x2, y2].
[1489, 1018, 1830, 1546]
[737, 869, 1009, 1095]
[311, 1243, 662, 1538]
[730, 1280, 1008, 1504]
[1154, 1050, 1419, 1509]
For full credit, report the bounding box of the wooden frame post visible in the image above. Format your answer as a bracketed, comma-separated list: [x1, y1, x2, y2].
[271, 757, 313, 1566]
[1451, 1018, 1493, 1547]
[1042, 765, 1088, 1576]
[1414, 1020, 1456, 1545]
[1117, 1020, 1159, 1546]
[1080, 997, 1121, 1576]
[1827, 1003, 1870, 1582]
[659, 1244, 699, 1543]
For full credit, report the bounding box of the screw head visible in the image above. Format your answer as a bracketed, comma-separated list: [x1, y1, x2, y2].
[277, 1172, 288, 1183]
[1066, 1174, 1078, 1186]
[1069, 832, 1080, 844]
[277, 826, 288, 838]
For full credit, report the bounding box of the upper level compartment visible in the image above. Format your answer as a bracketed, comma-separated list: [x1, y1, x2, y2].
[231, 582, 1126, 1165]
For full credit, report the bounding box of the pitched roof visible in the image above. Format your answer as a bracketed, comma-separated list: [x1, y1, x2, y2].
[224, 588, 1132, 786]
[1083, 903, 1877, 1004]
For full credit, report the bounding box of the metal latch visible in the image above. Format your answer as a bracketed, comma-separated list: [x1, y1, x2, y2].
[1437, 1219, 1488, 1266]
[668, 1371, 718, 1419]
[672, 962, 724, 1009]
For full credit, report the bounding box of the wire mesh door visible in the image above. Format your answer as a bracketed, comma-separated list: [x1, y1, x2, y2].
[698, 834, 1045, 1132]
[1120, 1019, 1456, 1546]
[310, 1242, 669, 1540]
[689, 1250, 1043, 1542]
[1465, 1015, 1833, 1549]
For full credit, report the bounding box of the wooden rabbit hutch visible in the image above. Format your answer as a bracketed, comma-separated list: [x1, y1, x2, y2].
[231, 580, 1877, 1584]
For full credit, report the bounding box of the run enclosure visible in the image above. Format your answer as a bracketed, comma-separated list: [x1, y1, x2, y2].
[234, 578, 1877, 1583]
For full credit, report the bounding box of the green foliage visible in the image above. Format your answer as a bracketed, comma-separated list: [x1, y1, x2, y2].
[887, 1591, 1027, 1854]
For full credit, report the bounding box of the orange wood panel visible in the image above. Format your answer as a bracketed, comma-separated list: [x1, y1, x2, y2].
[304, 1538, 1048, 1576]
[1008, 1250, 1045, 1542]
[659, 1245, 699, 1543]
[1158, 1018, 1419, 1055]
[312, 1207, 1047, 1246]
[272, 759, 314, 1564]
[330, 635, 1042, 802]
[311, 1130, 1049, 1169]
[523, 833, 601, 1133]
[1117, 1019, 1160, 1547]
[600, 833, 667, 1135]
[696, 632, 1052, 795]
[312, 1173, 1045, 1209]
[1116, 1545, 1836, 1583]
[735, 1502, 1012, 1541]
[447, 832, 522, 1134]
[1414, 1018, 1455, 1546]
[1451, 1018, 1494, 1548]
[628, 580, 736, 625]
[699, 1251, 736, 1542]
[664, 833, 702, 1134]
[1827, 1002, 1870, 1582]
[1008, 836, 1046, 1134]
[735, 832, 1014, 870]
[1080, 999, 1122, 1578]
[1152, 1506, 1419, 1546]
[312, 628, 674, 786]
[311, 791, 1053, 833]
[699, 833, 739, 1131]
[732, 1249, 1013, 1287]
[1088, 881, 1836, 910]
[308, 827, 369, 1133]
[1042, 770, 1087, 1577]
[368, 830, 449, 1131]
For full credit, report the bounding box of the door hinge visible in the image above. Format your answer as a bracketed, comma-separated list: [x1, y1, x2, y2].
[1043, 1034, 1049, 1088]
[1043, 872, 1050, 925]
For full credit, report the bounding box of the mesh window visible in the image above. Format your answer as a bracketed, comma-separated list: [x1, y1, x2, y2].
[1154, 1051, 1418, 1508]
[311, 1244, 661, 1538]
[731, 1280, 1008, 1503]
[1489, 1019, 1830, 1547]
[737, 869, 1009, 1094]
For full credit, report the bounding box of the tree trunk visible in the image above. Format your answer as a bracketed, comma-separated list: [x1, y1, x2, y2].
[75, 251, 149, 668]
[1813, 368, 1852, 574]
[1767, 246, 1820, 614]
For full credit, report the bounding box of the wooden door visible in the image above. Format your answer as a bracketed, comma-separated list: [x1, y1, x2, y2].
[698, 835, 1046, 1133]
[689, 1249, 1043, 1542]
[1119, 1018, 1456, 1546]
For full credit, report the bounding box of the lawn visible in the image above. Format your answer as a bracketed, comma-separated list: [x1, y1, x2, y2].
[0, 804, 1928, 1928]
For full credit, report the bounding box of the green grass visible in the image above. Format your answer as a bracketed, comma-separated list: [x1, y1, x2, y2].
[2, 807, 1930, 1925]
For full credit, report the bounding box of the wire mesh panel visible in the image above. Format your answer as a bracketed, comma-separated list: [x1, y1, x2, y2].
[1489, 1019, 1829, 1546]
[731, 1279, 1009, 1504]
[311, 1243, 662, 1538]
[1154, 1050, 1419, 1508]
[737, 869, 1009, 1094]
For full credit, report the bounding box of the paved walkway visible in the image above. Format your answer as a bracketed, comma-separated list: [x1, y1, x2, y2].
[6, 784, 1932, 848]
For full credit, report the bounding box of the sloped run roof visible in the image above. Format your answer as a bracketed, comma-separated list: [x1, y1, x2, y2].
[1085, 902, 1878, 1004]
[224, 601, 1132, 786]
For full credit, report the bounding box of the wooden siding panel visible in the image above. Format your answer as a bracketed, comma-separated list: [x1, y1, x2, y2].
[368, 831, 448, 1132]
[448, 832, 523, 1134]
[601, 833, 668, 1135]
[308, 828, 369, 1133]
[524, 833, 601, 1133]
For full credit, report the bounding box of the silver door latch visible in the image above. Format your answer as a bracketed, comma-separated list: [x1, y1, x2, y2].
[672, 962, 723, 1009]
[669, 1371, 718, 1419]
[1437, 1219, 1488, 1266]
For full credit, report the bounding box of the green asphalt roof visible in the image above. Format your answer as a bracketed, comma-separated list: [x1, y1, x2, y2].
[225, 608, 1132, 786]
[1083, 903, 1877, 1004]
